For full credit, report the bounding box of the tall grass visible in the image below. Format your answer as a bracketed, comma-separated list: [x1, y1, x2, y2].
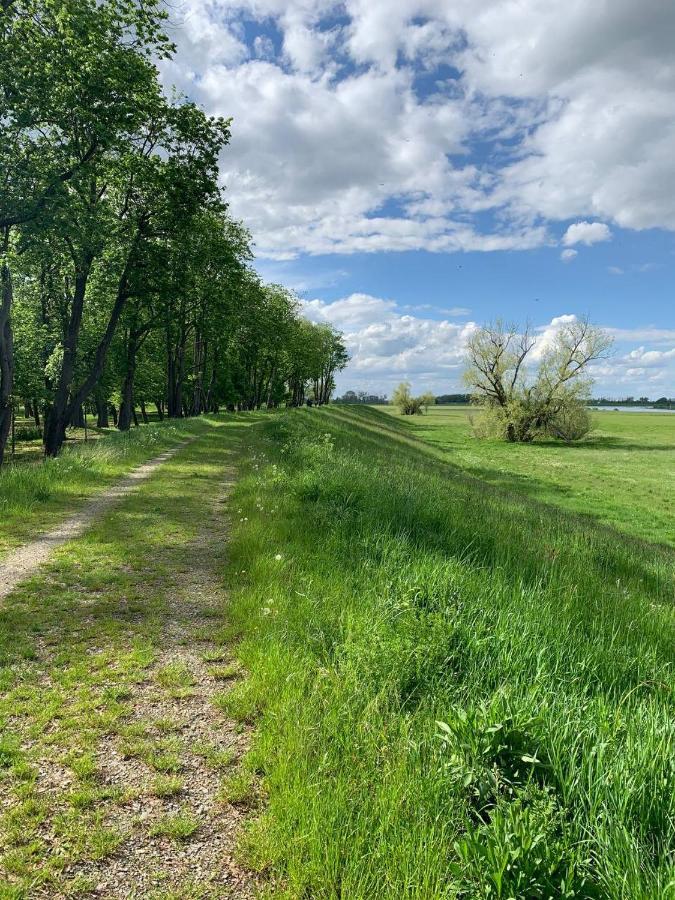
[0, 420, 197, 556]
[225, 407, 674, 898]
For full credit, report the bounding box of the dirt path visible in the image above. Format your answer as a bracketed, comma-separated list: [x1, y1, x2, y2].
[0, 440, 193, 602]
[0, 428, 259, 898]
[70, 472, 257, 898]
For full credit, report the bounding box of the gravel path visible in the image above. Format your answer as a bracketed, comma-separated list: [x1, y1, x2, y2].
[0, 440, 193, 602]
[67, 472, 258, 899]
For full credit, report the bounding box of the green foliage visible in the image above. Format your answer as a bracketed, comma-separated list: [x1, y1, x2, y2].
[465, 319, 612, 442]
[391, 381, 424, 414]
[0, 0, 348, 463]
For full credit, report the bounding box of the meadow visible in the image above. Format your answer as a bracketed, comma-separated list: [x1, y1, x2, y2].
[381, 405, 674, 546]
[224, 405, 674, 898]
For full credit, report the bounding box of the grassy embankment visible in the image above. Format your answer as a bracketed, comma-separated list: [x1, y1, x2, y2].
[381, 405, 674, 545]
[0, 419, 204, 559]
[224, 405, 674, 898]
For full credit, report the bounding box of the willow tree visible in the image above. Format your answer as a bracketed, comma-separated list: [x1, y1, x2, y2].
[464, 318, 612, 442]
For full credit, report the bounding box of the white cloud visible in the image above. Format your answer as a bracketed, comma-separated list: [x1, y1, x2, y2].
[299, 300, 675, 396]
[608, 266, 623, 275]
[301, 293, 476, 392]
[160, 0, 675, 257]
[560, 249, 578, 262]
[562, 222, 612, 246]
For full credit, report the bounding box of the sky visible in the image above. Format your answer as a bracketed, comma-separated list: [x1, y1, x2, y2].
[161, 0, 675, 398]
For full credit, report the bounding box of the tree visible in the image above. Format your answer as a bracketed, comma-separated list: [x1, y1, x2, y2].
[391, 382, 423, 415]
[0, 0, 174, 463]
[420, 391, 436, 412]
[1, 0, 351, 461]
[464, 317, 612, 442]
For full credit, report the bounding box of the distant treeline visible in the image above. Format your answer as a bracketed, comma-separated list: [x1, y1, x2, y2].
[338, 391, 388, 404]
[339, 391, 472, 405]
[590, 397, 674, 409]
[434, 394, 472, 404]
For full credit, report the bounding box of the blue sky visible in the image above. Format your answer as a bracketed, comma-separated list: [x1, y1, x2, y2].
[163, 0, 675, 398]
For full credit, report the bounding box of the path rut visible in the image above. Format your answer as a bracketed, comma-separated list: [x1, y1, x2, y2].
[0, 440, 193, 602]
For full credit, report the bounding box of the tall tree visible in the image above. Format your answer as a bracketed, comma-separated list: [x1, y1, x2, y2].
[0, 0, 173, 462]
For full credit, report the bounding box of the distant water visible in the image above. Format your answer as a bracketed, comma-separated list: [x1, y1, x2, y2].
[589, 406, 675, 414]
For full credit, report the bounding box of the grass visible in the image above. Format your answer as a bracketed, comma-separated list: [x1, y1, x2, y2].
[148, 810, 200, 842]
[224, 406, 674, 898]
[380, 404, 674, 545]
[0, 417, 206, 559]
[0, 413, 263, 895]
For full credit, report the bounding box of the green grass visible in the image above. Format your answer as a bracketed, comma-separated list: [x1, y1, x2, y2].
[380, 404, 674, 545]
[225, 406, 674, 899]
[148, 810, 200, 842]
[0, 418, 206, 559]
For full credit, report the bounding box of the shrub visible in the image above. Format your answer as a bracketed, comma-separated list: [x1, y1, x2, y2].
[546, 402, 593, 443]
[391, 382, 424, 415]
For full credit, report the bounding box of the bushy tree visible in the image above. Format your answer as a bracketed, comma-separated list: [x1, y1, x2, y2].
[392, 382, 423, 415]
[420, 391, 436, 412]
[464, 318, 611, 443]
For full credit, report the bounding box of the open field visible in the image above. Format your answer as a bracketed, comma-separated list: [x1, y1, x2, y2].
[225, 406, 675, 898]
[380, 405, 675, 546]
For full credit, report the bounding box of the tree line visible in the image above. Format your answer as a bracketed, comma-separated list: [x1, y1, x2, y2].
[0, 0, 347, 466]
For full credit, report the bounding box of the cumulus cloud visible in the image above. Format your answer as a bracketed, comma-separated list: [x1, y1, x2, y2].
[300, 293, 476, 392]
[562, 222, 612, 246]
[560, 249, 578, 262]
[160, 0, 675, 258]
[297, 301, 675, 396]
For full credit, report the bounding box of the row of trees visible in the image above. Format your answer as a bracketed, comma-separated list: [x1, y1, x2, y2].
[0, 0, 347, 466]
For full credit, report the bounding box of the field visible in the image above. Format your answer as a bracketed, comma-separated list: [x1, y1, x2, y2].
[380, 405, 675, 545]
[1, 408, 673, 898]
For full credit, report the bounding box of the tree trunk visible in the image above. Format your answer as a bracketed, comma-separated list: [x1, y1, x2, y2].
[154, 400, 164, 420]
[192, 330, 204, 416]
[71, 404, 85, 428]
[118, 335, 137, 432]
[0, 228, 15, 468]
[44, 225, 142, 456]
[32, 398, 40, 428]
[139, 398, 149, 424]
[132, 405, 139, 427]
[109, 403, 118, 427]
[43, 253, 93, 457]
[167, 326, 187, 419]
[95, 392, 109, 428]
